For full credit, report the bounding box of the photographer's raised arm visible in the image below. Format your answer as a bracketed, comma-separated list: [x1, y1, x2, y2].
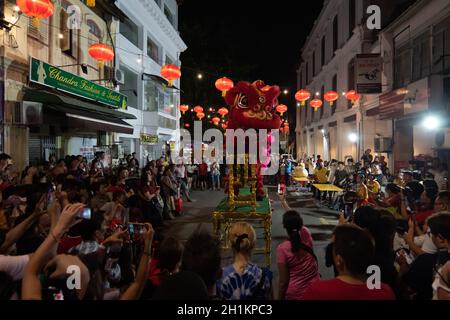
[22, 204, 84, 300]
[399, 193, 410, 220]
[0, 210, 41, 254]
[121, 223, 154, 300]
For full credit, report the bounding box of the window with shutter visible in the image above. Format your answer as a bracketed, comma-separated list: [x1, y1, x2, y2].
[60, 9, 77, 58]
[60, 10, 70, 51]
[28, 17, 49, 44]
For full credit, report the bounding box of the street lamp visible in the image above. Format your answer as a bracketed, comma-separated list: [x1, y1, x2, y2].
[283, 89, 289, 95]
[348, 133, 358, 143]
[197, 73, 203, 80]
[422, 115, 441, 131]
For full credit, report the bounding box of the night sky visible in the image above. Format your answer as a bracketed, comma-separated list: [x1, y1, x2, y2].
[178, 0, 324, 118]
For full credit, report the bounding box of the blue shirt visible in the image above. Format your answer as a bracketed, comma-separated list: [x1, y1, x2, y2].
[217, 263, 272, 300]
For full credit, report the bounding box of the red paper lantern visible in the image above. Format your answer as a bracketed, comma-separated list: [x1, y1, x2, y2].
[345, 90, 360, 105]
[193, 106, 203, 114]
[17, 0, 54, 27]
[324, 90, 339, 106]
[276, 104, 288, 116]
[222, 123, 228, 130]
[160, 64, 181, 87]
[197, 112, 205, 120]
[88, 44, 114, 66]
[295, 89, 311, 106]
[310, 98, 323, 112]
[185, 123, 190, 128]
[212, 117, 221, 126]
[215, 77, 234, 97]
[179, 105, 189, 115]
[218, 107, 229, 118]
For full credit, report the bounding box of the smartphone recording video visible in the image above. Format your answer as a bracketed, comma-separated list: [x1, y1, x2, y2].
[128, 223, 145, 241]
[80, 208, 91, 220]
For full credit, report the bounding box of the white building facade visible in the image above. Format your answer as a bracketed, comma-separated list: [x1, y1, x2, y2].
[115, 0, 187, 164]
[296, 0, 450, 172]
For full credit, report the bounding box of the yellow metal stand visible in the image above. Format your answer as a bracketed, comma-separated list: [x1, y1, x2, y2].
[214, 154, 272, 267]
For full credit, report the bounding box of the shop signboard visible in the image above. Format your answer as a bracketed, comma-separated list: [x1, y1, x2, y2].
[29, 57, 127, 109]
[379, 89, 407, 120]
[141, 133, 159, 145]
[356, 54, 382, 94]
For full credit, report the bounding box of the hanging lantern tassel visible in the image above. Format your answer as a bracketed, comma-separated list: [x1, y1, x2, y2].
[97, 60, 105, 72]
[167, 80, 173, 87]
[32, 17, 40, 28]
[222, 90, 227, 97]
[87, 0, 96, 7]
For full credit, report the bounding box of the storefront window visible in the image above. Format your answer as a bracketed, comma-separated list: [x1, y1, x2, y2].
[412, 32, 430, 82]
[120, 65, 139, 109]
[144, 79, 176, 117]
[394, 45, 411, 89]
[147, 37, 160, 63]
[120, 18, 141, 49]
[144, 80, 158, 111]
[432, 16, 450, 74]
[158, 117, 177, 130]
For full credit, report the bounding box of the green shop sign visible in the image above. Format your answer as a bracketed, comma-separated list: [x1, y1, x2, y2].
[140, 133, 159, 145]
[30, 57, 127, 109]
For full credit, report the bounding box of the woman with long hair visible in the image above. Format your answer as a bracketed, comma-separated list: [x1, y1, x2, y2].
[277, 210, 319, 300]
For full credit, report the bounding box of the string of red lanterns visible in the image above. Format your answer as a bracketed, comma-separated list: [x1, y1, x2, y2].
[295, 89, 361, 109]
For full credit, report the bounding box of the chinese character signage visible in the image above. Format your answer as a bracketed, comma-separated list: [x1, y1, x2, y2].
[356, 54, 382, 94]
[141, 134, 159, 145]
[30, 58, 127, 109]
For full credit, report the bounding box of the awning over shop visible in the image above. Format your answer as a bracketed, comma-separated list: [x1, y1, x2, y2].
[23, 89, 136, 134]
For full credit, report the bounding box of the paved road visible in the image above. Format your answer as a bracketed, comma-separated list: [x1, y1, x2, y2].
[161, 186, 339, 299]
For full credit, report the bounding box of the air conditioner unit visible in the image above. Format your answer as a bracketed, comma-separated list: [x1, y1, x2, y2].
[115, 69, 125, 85]
[12, 102, 43, 125]
[103, 67, 124, 85]
[374, 137, 393, 153]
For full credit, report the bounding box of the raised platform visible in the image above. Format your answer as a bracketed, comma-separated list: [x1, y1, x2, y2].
[212, 188, 272, 267]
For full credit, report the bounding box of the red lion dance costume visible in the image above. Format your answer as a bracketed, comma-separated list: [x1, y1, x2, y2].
[224, 80, 282, 200]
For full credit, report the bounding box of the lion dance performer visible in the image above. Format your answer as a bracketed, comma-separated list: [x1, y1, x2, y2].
[223, 80, 282, 201]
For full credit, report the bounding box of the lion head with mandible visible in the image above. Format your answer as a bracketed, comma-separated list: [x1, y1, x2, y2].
[224, 80, 282, 130]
